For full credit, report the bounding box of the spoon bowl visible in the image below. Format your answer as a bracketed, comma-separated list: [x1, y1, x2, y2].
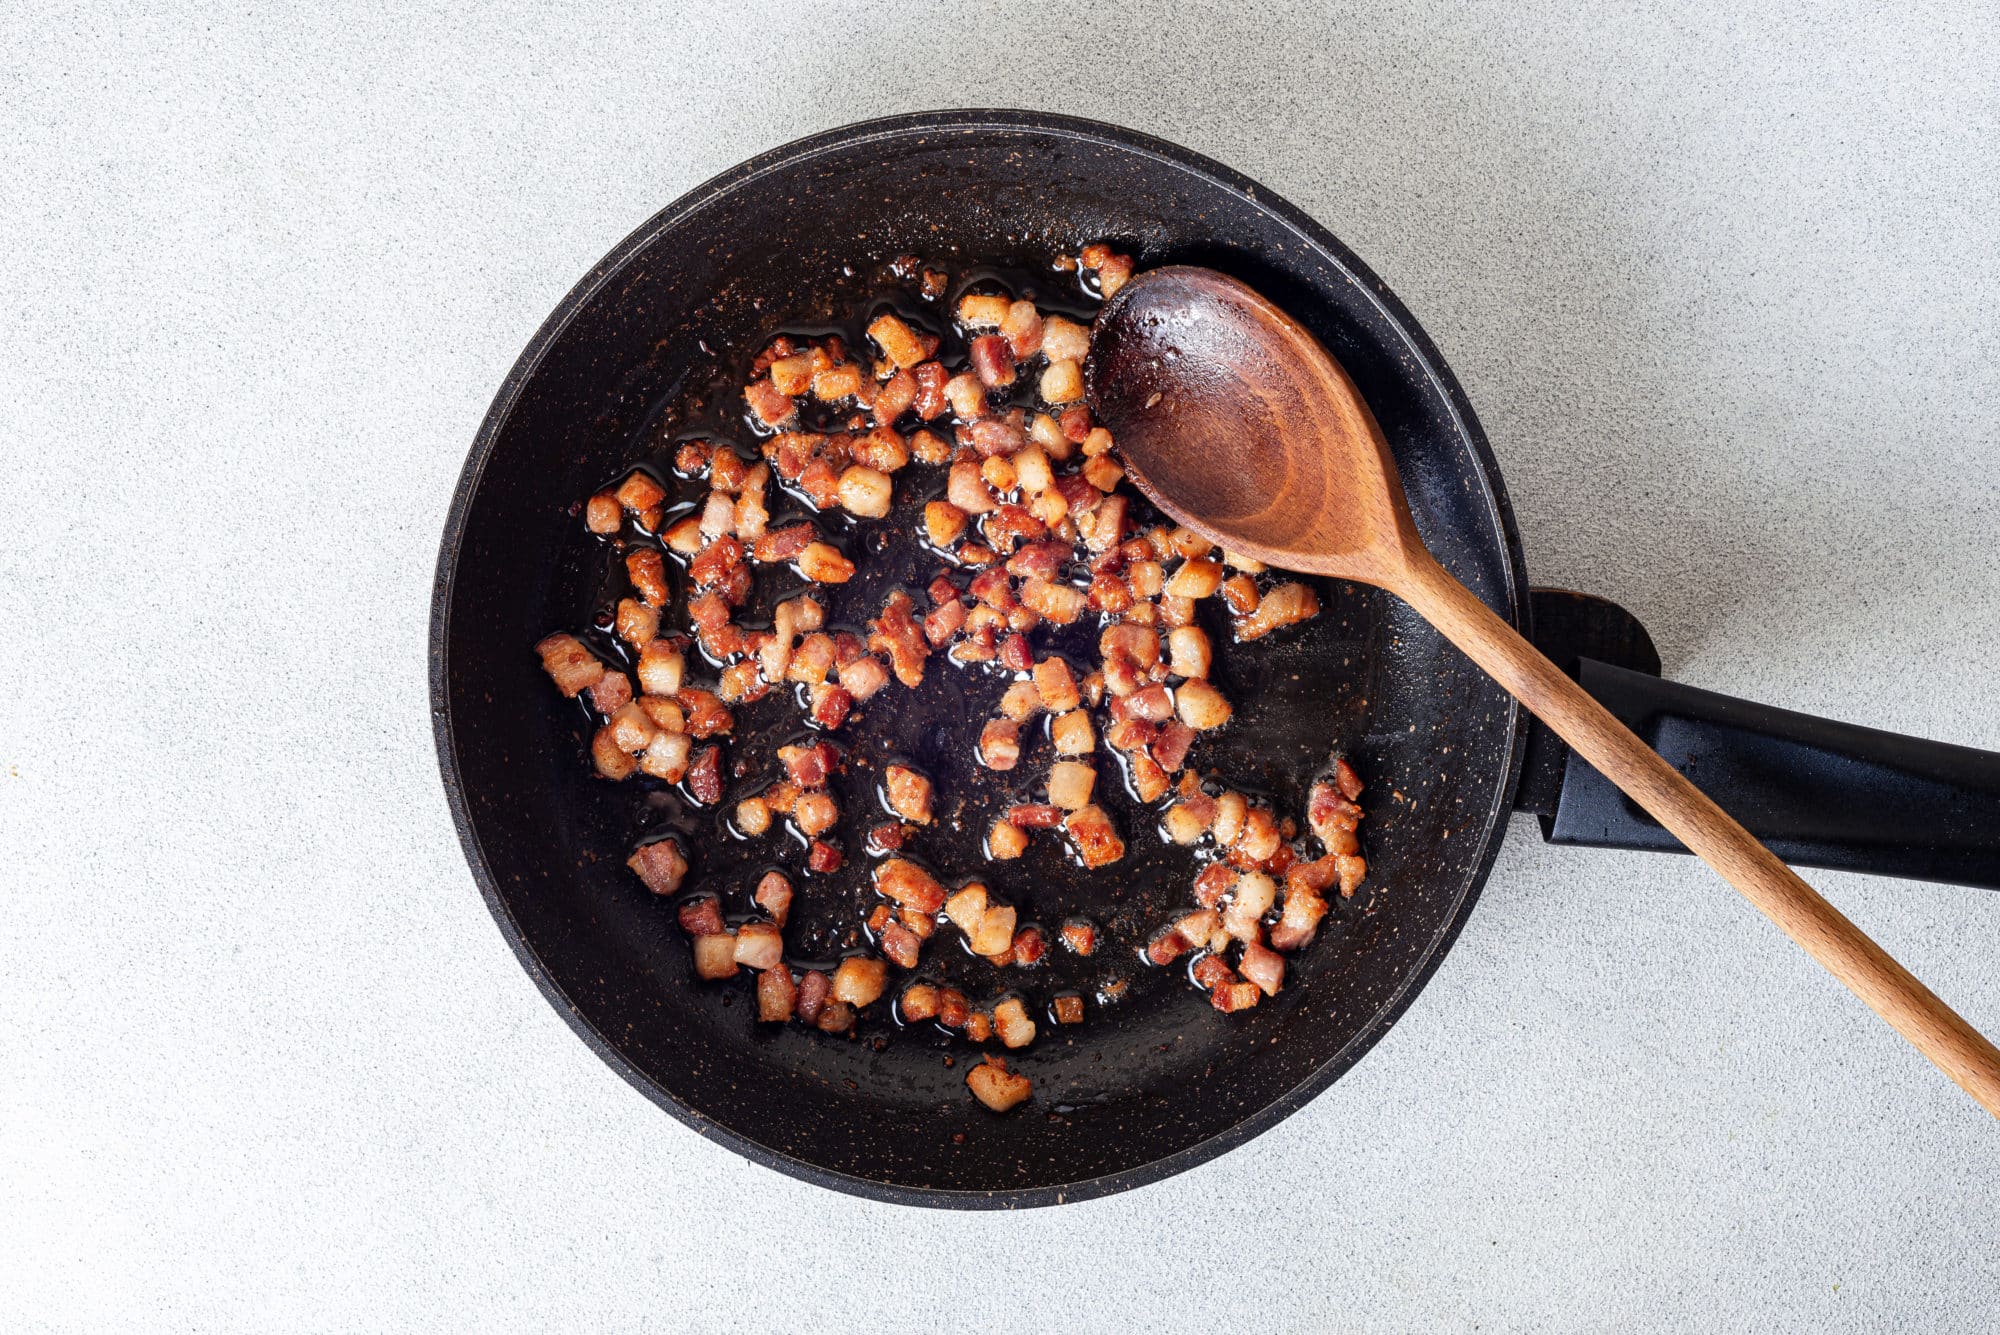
[1087, 265, 1421, 583]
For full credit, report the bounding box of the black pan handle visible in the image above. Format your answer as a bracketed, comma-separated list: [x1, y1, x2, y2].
[1514, 590, 2000, 890]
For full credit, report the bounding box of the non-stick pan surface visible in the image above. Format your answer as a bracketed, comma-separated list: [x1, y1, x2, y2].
[432, 110, 1529, 1206]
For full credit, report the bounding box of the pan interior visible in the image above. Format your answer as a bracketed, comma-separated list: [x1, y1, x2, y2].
[436, 115, 1520, 1201]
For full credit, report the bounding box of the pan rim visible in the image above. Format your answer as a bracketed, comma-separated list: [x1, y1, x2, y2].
[430, 107, 1530, 1209]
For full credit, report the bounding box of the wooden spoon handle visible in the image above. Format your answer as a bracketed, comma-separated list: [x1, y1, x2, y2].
[1395, 551, 2000, 1117]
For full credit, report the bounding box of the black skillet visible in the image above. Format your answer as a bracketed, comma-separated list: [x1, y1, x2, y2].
[431, 110, 2000, 1207]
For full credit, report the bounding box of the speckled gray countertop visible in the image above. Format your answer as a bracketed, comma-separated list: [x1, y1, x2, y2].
[4, 3, 1997, 1331]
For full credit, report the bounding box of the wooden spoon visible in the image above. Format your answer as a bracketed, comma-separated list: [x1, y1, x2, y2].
[1087, 264, 2000, 1117]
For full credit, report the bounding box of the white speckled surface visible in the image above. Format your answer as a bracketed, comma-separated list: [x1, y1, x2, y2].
[4, 3, 1998, 1330]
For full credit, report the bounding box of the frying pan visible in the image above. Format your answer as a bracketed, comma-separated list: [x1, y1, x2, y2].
[431, 110, 2000, 1207]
